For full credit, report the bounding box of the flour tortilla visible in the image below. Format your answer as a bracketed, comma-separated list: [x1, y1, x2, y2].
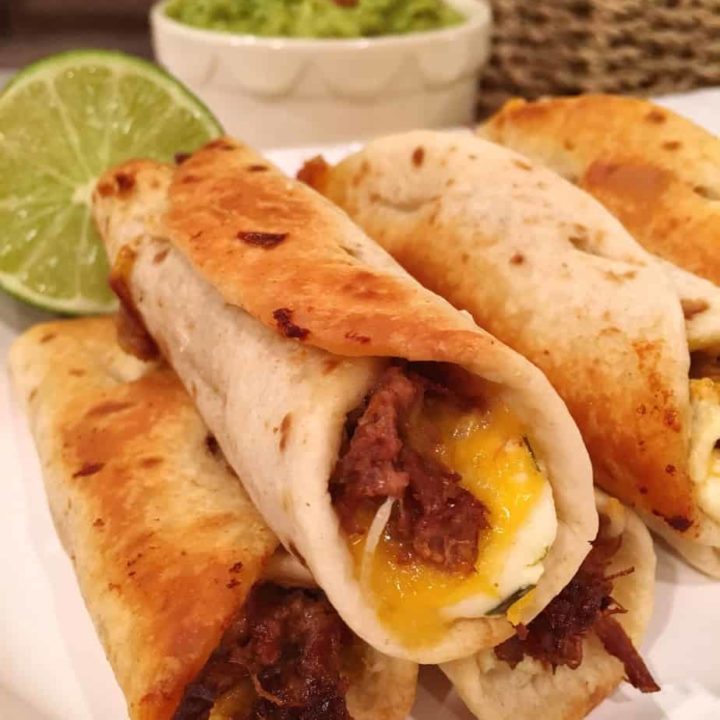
[307, 129, 720, 576]
[91, 138, 597, 663]
[480, 95, 720, 287]
[442, 491, 656, 720]
[480, 96, 720, 574]
[8, 316, 418, 720]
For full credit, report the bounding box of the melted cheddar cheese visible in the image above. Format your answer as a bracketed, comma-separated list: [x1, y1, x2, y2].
[208, 681, 254, 719]
[349, 394, 557, 647]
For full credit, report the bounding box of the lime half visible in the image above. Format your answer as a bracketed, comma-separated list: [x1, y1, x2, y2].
[0, 50, 222, 314]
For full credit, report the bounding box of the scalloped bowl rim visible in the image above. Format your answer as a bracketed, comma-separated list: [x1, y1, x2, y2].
[151, 0, 491, 51]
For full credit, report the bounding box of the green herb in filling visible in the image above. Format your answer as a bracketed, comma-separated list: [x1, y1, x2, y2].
[164, 0, 465, 38]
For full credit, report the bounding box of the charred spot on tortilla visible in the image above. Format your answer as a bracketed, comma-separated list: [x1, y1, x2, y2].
[40, 332, 56, 344]
[512, 159, 532, 171]
[661, 140, 682, 151]
[510, 252, 525, 265]
[568, 233, 592, 252]
[412, 146, 425, 167]
[645, 108, 667, 123]
[279, 413, 293, 452]
[229, 561, 244, 574]
[272, 308, 310, 340]
[126, 553, 143, 568]
[237, 230, 288, 248]
[86, 400, 133, 417]
[68, 368, 85, 377]
[72, 461, 105, 478]
[92, 518, 105, 529]
[205, 433, 221, 457]
[339, 244, 360, 258]
[247, 164, 269, 172]
[693, 185, 720, 200]
[664, 408, 681, 431]
[139, 457, 163, 469]
[604, 269, 637, 283]
[153, 247, 170, 264]
[667, 515, 692, 532]
[113, 171, 135, 196]
[345, 331, 371, 344]
[174, 151, 191, 165]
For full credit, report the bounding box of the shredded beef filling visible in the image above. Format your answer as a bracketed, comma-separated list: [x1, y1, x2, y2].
[174, 584, 354, 720]
[331, 364, 488, 574]
[494, 523, 659, 693]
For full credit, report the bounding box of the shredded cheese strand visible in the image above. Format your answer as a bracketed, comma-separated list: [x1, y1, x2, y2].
[361, 498, 395, 589]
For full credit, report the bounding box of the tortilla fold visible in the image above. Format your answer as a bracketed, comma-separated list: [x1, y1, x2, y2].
[91, 138, 597, 663]
[9, 316, 418, 720]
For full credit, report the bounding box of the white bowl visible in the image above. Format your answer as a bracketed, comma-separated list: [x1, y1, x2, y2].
[151, 0, 492, 147]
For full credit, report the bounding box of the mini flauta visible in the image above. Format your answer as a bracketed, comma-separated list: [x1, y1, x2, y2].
[482, 95, 720, 574]
[92, 137, 597, 664]
[9, 316, 418, 720]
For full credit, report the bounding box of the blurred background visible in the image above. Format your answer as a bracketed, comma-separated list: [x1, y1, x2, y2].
[0, 1, 154, 66]
[0, 0, 718, 117]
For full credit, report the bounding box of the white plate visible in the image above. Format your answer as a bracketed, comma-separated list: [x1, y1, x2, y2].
[2, 90, 720, 720]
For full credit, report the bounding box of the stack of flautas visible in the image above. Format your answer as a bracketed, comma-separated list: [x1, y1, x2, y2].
[11, 123, 671, 720]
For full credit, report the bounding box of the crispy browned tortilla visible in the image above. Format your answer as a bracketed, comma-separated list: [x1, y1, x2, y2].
[90, 138, 597, 663]
[9, 317, 418, 720]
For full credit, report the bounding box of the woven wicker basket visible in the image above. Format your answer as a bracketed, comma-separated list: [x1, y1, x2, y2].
[477, 0, 720, 117]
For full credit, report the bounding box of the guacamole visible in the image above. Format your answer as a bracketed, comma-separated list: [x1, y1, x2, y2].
[164, 0, 466, 38]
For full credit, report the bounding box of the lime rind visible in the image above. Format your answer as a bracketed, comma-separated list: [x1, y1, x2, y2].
[1, 49, 220, 126]
[0, 49, 223, 315]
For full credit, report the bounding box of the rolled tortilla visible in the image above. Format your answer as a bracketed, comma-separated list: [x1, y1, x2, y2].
[91, 138, 597, 663]
[442, 491, 657, 720]
[480, 96, 720, 574]
[303, 129, 720, 577]
[8, 316, 418, 720]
